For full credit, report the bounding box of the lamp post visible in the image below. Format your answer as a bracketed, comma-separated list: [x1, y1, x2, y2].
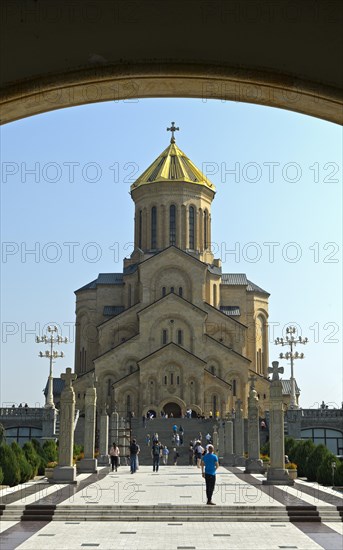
[36, 325, 68, 409]
[275, 326, 308, 410]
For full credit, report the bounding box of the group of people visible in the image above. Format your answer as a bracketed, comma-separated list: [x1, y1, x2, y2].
[108, 435, 219, 505]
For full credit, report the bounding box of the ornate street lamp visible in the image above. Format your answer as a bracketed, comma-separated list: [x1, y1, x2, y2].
[275, 326, 308, 410]
[36, 325, 68, 408]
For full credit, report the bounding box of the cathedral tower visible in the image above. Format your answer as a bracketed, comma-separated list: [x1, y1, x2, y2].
[129, 123, 215, 265]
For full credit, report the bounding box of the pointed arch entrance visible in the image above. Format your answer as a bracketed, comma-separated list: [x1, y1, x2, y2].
[163, 402, 182, 418]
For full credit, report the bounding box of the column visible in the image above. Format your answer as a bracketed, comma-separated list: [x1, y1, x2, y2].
[233, 399, 245, 466]
[263, 362, 294, 485]
[218, 423, 224, 460]
[98, 408, 110, 465]
[224, 420, 234, 465]
[78, 383, 98, 473]
[245, 377, 264, 474]
[53, 368, 77, 483]
[212, 425, 219, 455]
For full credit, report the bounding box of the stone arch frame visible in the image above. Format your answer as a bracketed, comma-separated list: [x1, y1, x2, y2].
[150, 264, 192, 302]
[119, 386, 139, 417]
[205, 356, 222, 378]
[149, 309, 195, 350]
[123, 356, 139, 376]
[158, 395, 187, 416]
[205, 384, 228, 417]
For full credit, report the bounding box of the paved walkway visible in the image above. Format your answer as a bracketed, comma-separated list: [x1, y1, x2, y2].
[0, 465, 342, 550]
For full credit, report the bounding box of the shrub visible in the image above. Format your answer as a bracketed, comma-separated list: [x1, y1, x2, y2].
[317, 453, 339, 486]
[334, 461, 343, 486]
[292, 439, 315, 477]
[22, 442, 41, 477]
[306, 444, 330, 482]
[285, 437, 297, 459]
[31, 438, 48, 475]
[11, 442, 32, 482]
[0, 466, 4, 485]
[42, 439, 58, 462]
[0, 444, 20, 486]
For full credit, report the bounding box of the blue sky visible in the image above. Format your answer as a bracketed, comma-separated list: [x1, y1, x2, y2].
[1, 98, 342, 408]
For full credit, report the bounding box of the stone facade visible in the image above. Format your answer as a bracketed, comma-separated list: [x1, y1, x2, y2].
[73, 138, 271, 419]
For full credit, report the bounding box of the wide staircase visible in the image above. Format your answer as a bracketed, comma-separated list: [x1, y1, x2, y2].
[131, 417, 217, 464]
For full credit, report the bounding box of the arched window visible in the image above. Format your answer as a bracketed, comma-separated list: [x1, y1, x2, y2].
[169, 205, 176, 245]
[212, 394, 217, 412]
[138, 210, 142, 249]
[210, 366, 215, 375]
[162, 286, 166, 297]
[164, 375, 167, 385]
[170, 373, 174, 385]
[189, 206, 195, 249]
[126, 394, 131, 415]
[170, 286, 174, 293]
[129, 364, 135, 374]
[107, 379, 112, 396]
[178, 287, 183, 297]
[232, 379, 237, 397]
[177, 329, 183, 345]
[213, 284, 217, 307]
[151, 206, 157, 249]
[162, 329, 168, 345]
[177, 376, 180, 385]
[204, 210, 208, 249]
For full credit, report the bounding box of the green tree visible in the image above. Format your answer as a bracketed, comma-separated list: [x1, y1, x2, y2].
[11, 442, 32, 482]
[42, 439, 58, 462]
[0, 465, 3, 485]
[0, 444, 20, 486]
[317, 453, 339, 486]
[0, 423, 5, 444]
[31, 438, 48, 474]
[285, 437, 297, 460]
[292, 439, 315, 477]
[306, 444, 330, 482]
[22, 441, 40, 477]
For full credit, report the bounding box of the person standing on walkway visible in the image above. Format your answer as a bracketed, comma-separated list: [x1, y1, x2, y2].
[194, 440, 204, 468]
[152, 440, 162, 472]
[162, 445, 169, 465]
[173, 447, 180, 465]
[201, 444, 218, 505]
[130, 438, 140, 474]
[109, 442, 120, 472]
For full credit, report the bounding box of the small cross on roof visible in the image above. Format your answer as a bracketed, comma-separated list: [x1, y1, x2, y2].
[167, 121, 179, 143]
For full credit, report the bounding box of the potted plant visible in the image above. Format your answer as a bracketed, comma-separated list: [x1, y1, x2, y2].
[285, 462, 297, 480]
[45, 461, 57, 479]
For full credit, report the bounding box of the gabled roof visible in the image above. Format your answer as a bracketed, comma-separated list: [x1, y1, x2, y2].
[43, 378, 65, 396]
[103, 306, 125, 317]
[130, 142, 215, 192]
[281, 379, 300, 395]
[75, 273, 124, 293]
[138, 341, 206, 366]
[221, 273, 269, 295]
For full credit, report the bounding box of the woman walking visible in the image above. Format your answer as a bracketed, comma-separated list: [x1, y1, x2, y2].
[109, 441, 120, 472]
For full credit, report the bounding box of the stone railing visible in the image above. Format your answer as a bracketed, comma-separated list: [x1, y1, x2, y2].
[0, 407, 44, 419]
[301, 408, 343, 418]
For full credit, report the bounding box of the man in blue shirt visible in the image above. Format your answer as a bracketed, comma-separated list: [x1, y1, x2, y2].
[201, 444, 219, 505]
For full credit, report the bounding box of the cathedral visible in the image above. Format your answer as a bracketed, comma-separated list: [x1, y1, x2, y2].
[73, 126, 271, 418]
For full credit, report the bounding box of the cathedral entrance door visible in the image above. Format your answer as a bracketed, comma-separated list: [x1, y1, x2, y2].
[164, 402, 182, 418]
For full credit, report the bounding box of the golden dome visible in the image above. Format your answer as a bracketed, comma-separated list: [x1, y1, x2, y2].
[130, 142, 215, 192]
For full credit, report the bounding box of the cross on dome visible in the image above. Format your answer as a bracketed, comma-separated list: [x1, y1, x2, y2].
[167, 121, 179, 143]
